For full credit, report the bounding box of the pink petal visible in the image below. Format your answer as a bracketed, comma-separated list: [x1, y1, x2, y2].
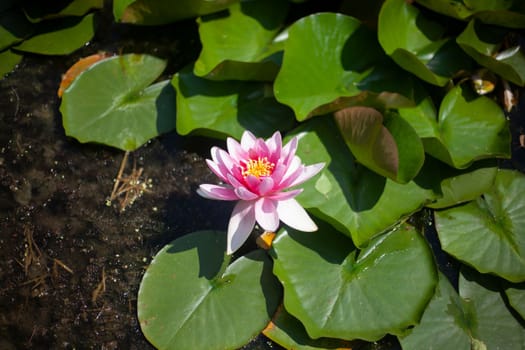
[206, 159, 229, 183]
[278, 157, 303, 188]
[234, 186, 259, 200]
[244, 174, 261, 193]
[241, 130, 256, 150]
[250, 138, 270, 159]
[281, 136, 298, 166]
[256, 177, 274, 196]
[276, 198, 317, 232]
[227, 173, 244, 188]
[227, 137, 247, 162]
[267, 189, 302, 201]
[285, 162, 325, 188]
[266, 131, 282, 162]
[197, 184, 238, 200]
[270, 163, 287, 186]
[215, 148, 237, 175]
[255, 198, 279, 232]
[227, 201, 256, 254]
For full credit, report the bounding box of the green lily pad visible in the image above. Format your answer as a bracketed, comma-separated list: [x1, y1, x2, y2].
[115, 0, 237, 25]
[409, 84, 510, 168]
[399, 270, 525, 350]
[435, 169, 525, 283]
[457, 20, 525, 86]
[272, 222, 437, 341]
[138, 231, 281, 350]
[60, 54, 176, 151]
[172, 65, 295, 139]
[274, 13, 394, 120]
[0, 7, 34, 51]
[506, 286, 525, 319]
[289, 116, 436, 247]
[13, 14, 96, 55]
[23, 0, 103, 22]
[0, 49, 22, 77]
[263, 305, 360, 350]
[334, 107, 424, 183]
[378, 0, 472, 86]
[194, 0, 288, 81]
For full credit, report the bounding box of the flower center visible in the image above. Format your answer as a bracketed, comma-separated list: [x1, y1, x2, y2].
[241, 157, 275, 179]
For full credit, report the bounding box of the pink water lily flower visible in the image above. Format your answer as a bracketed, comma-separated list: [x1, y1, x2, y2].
[197, 130, 324, 254]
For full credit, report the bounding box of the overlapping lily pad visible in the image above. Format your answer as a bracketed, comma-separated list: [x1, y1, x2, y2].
[114, 0, 237, 24]
[378, 0, 472, 86]
[399, 270, 525, 350]
[435, 169, 525, 282]
[272, 222, 437, 341]
[138, 231, 281, 350]
[194, 0, 288, 81]
[172, 65, 295, 139]
[400, 84, 510, 168]
[60, 54, 176, 151]
[457, 20, 525, 86]
[274, 13, 401, 120]
[289, 116, 436, 247]
[334, 107, 424, 183]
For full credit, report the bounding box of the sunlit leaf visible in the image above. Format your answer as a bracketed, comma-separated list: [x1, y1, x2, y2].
[274, 13, 392, 120]
[116, 0, 238, 25]
[138, 231, 281, 350]
[13, 14, 96, 55]
[60, 54, 175, 151]
[272, 222, 437, 341]
[289, 116, 436, 247]
[378, 0, 472, 86]
[457, 20, 525, 86]
[194, 0, 288, 81]
[172, 65, 295, 139]
[435, 169, 525, 282]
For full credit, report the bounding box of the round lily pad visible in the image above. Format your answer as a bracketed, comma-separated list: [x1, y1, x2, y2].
[272, 222, 437, 341]
[60, 54, 176, 151]
[138, 231, 282, 350]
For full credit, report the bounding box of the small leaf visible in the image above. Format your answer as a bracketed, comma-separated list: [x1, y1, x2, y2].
[60, 54, 175, 151]
[457, 20, 525, 86]
[272, 222, 437, 341]
[172, 65, 295, 139]
[435, 169, 525, 282]
[378, 0, 472, 86]
[289, 116, 436, 247]
[117, 0, 238, 25]
[13, 14, 96, 55]
[194, 0, 289, 81]
[138, 231, 282, 350]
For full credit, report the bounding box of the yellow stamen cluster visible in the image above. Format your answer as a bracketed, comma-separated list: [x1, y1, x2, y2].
[242, 157, 275, 179]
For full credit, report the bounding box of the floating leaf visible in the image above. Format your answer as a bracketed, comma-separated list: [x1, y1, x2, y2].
[289, 116, 436, 247]
[13, 14, 96, 55]
[272, 222, 437, 341]
[23, 0, 103, 22]
[506, 286, 525, 319]
[262, 305, 358, 350]
[116, 0, 237, 25]
[60, 54, 176, 151]
[335, 107, 424, 183]
[0, 7, 33, 51]
[0, 49, 22, 77]
[194, 0, 288, 81]
[435, 169, 525, 282]
[378, 0, 472, 86]
[58, 52, 110, 97]
[409, 84, 510, 168]
[172, 65, 295, 139]
[400, 270, 525, 350]
[138, 231, 281, 350]
[457, 20, 525, 86]
[274, 13, 391, 120]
